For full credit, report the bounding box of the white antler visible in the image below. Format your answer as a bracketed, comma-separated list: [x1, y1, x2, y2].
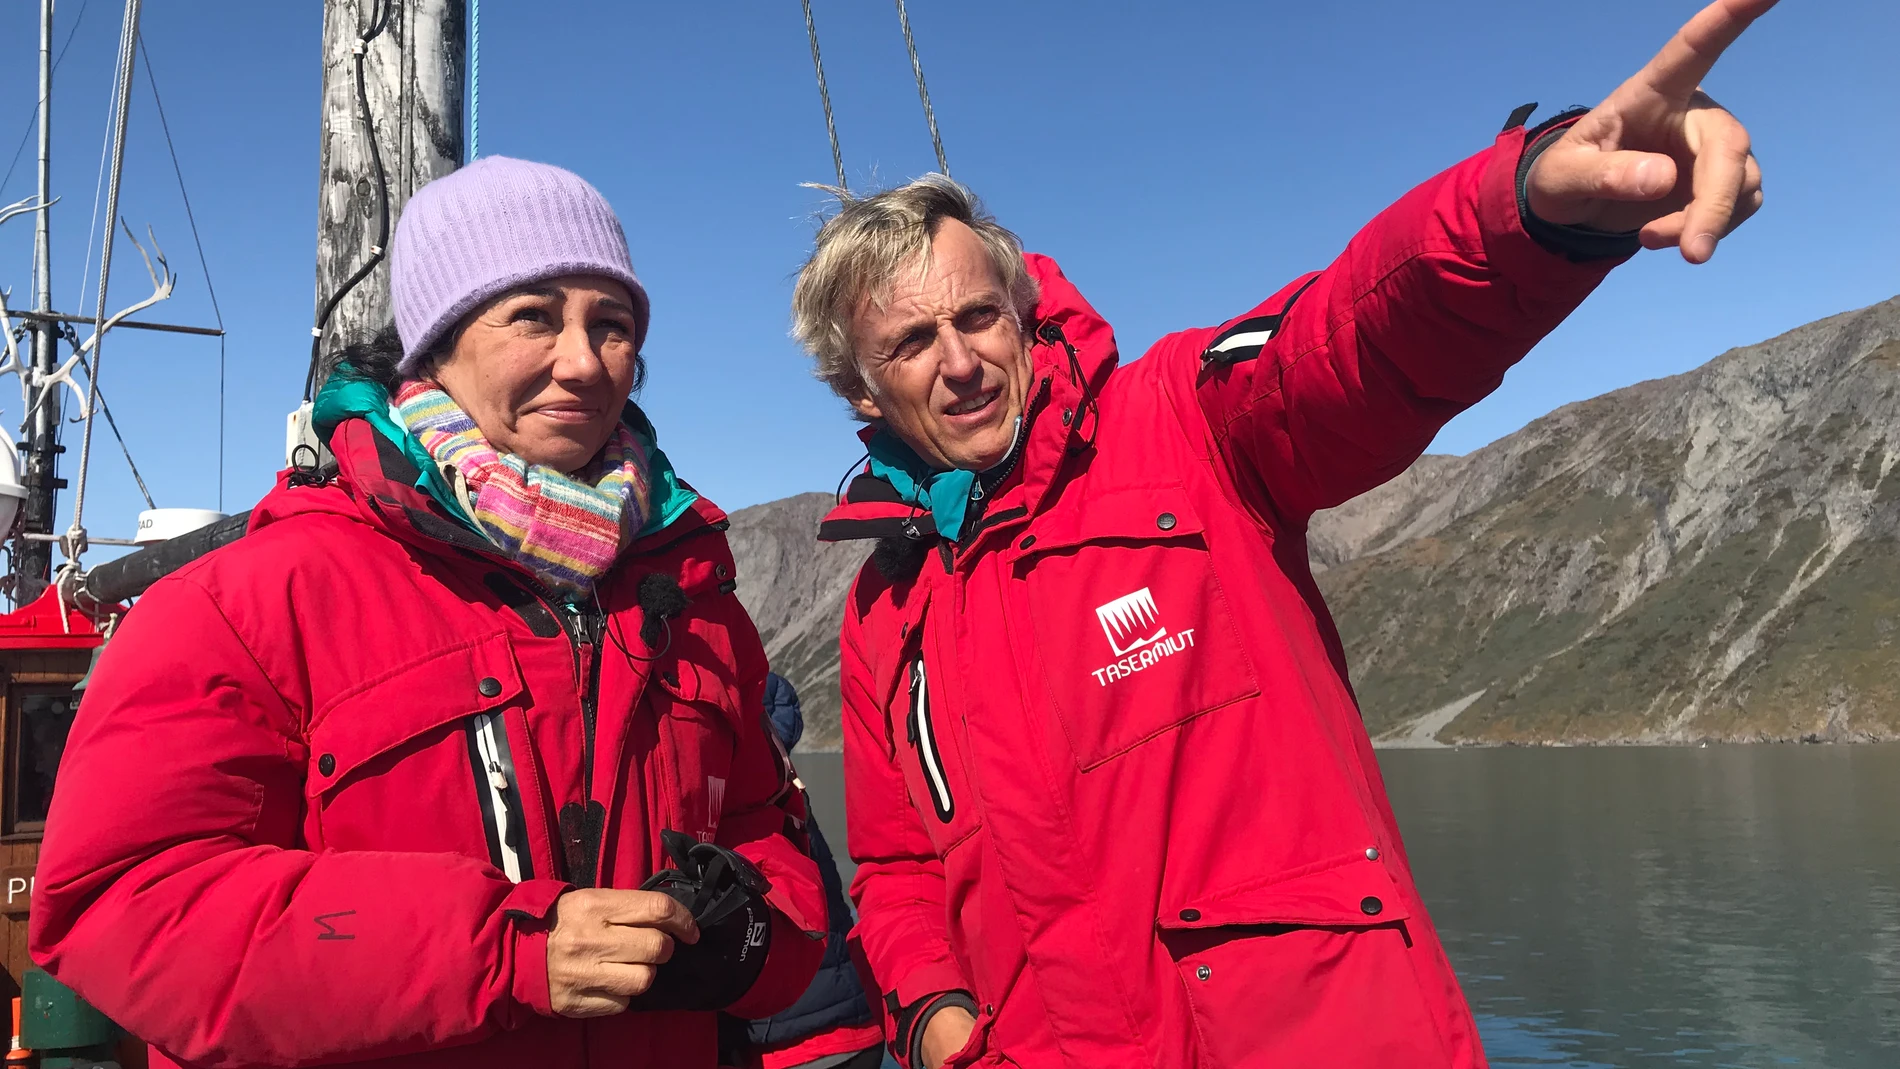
[0, 196, 59, 422]
[35, 219, 175, 422]
[0, 194, 55, 229]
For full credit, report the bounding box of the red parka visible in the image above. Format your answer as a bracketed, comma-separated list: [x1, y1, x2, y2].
[30, 399, 826, 1068]
[824, 117, 1626, 1068]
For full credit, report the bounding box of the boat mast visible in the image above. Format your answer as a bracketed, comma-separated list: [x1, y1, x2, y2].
[309, 0, 464, 395]
[19, 0, 62, 590]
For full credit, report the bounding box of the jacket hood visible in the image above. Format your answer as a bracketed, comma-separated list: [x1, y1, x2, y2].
[819, 252, 1119, 545]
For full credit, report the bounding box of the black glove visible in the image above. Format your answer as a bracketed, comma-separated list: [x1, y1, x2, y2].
[625, 829, 775, 1011]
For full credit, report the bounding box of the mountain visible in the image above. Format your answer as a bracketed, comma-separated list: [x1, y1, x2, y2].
[731, 296, 1900, 750]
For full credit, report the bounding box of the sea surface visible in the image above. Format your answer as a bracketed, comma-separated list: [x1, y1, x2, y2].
[793, 744, 1900, 1068]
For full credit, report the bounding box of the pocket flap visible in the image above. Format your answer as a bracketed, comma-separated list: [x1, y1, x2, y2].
[653, 657, 742, 719]
[307, 631, 524, 797]
[1160, 856, 1411, 930]
[1004, 485, 1204, 562]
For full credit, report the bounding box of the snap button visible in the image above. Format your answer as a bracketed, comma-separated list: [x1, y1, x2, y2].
[1157, 512, 1177, 531]
[1178, 908, 1201, 922]
[1018, 535, 1037, 550]
[715, 563, 730, 579]
[1195, 964, 1212, 981]
[1365, 846, 1380, 861]
[1360, 896, 1383, 916]
[478, 676, 502, 698]
[317, 753, 336, 776]
[1062, 408, 1074, 426]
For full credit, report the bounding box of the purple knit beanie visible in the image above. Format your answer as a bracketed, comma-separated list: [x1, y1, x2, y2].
[389, 156, 649, 377]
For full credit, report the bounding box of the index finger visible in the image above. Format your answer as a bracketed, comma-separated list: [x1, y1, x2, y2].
[601, 890, 701, 942]
[1636, 0, 1780, 100]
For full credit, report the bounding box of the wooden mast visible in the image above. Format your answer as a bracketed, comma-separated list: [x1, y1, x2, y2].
[311, 0, 465, 392]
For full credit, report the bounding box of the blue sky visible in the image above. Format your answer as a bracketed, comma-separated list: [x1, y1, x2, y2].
[0, 0, 1894, 553]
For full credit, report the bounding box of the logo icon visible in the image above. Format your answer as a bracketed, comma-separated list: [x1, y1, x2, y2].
[1096, 587, 1168, 657]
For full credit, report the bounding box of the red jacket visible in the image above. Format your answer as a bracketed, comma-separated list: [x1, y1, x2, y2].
[30, 403, 826, 1069]
[824, 120, 1624, 1068]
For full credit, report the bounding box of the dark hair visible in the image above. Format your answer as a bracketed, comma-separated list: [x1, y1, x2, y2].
[328, 323, 648, 393]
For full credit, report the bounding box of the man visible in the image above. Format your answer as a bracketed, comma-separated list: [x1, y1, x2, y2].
[792, 2, 1771, 1067]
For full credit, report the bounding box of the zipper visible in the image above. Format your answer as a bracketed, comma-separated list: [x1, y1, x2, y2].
[467, 711, 530, 882]
[908, 658, 954, 823]
[564, 601, 605, 800]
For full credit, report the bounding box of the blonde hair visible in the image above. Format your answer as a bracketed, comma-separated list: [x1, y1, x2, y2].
[792, 174, 1040, 402]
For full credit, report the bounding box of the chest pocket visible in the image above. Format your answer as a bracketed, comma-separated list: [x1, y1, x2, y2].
[652, 659, 741, 844]
[1011, 487, 1260, 770]
[891, 619, 985, 856]
[305, 631, 532, 873]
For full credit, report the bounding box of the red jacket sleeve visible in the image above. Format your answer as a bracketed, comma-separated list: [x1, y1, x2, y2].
[717, 641, 827, 1020]
[28, 576, 562, 1068]
[1192, 121, 1627, 523]
[838, 595, 969, 1028]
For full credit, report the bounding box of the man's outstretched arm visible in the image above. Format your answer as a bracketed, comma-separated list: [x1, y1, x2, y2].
[1192, 0, 1774, 522]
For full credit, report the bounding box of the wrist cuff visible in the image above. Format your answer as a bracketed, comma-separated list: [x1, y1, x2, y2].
[901, 990, 978, 1069]
[1512, 105, 1645, 263]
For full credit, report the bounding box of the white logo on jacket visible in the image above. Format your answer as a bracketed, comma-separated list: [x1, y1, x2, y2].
[1091, 587, 1197, 686]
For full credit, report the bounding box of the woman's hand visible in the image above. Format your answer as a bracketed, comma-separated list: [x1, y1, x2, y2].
[545, 888, 700, 1017]
[920, 1006, 978, 1069]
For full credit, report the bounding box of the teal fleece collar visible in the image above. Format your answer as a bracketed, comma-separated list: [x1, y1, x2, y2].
[312, 365, 697, 541]
[864, 417, 1025, 543]
[866, 429, 978, 541]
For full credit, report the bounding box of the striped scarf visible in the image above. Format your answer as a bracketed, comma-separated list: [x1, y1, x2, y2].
[395, 381, 652, 599]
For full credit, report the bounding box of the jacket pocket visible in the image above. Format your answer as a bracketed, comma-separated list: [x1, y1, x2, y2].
[893, 647, 987, 860]
[1010, 486, 1261, 770]
[1157, 857, 1450, 1069]
[652, 659, 742, 843]
[305, 632, 535, 872]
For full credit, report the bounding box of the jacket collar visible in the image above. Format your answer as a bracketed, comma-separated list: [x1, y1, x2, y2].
[820, 252, 1119, 549]
[309, 366, 707, 587]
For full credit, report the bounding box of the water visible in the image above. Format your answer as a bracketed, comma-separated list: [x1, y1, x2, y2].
[794, 744, 1900, 1068]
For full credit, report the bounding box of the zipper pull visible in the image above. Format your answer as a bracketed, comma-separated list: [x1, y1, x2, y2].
[906, 660, 923, 745]
[565, 603, 603, 647]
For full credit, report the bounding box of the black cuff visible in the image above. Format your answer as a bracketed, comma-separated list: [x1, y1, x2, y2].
[1511, 105, 1644, 263]
[894, 989, 978, 1069]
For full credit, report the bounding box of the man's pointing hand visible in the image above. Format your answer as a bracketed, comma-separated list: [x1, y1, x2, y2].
[1526, 0, 1776, 263]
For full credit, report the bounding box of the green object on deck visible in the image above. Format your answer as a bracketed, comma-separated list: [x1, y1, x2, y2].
[20, 967, 122, 1052]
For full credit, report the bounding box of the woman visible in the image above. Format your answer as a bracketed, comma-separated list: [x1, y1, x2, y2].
[29, 157, 825, 1068]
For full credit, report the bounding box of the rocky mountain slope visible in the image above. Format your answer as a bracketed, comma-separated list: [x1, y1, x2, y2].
[732, 296, 1900, 749]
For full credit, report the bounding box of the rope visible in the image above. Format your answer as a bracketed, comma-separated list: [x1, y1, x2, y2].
[304, 0, 394, 400]
[894, 0, 948, 176]
[139, 36, 227, 511]
[469, 0, 482, 161]
[801, 0, 846, 189]
[70, 0, 146, 542]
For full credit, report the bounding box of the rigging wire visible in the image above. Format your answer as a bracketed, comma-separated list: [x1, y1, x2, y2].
[52, 322, 150, 510]
[801, 0, 846, 189]
[894, 0, 949, 176]
[0, 0, 94, 202]
[70, 0, 145, 542]
[304, 0, 394, 401]
[90, 387, 154, 510]
[139, 35, 227, 511]
[469, 0, 480, 161]
[73, 47, 119, 320]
